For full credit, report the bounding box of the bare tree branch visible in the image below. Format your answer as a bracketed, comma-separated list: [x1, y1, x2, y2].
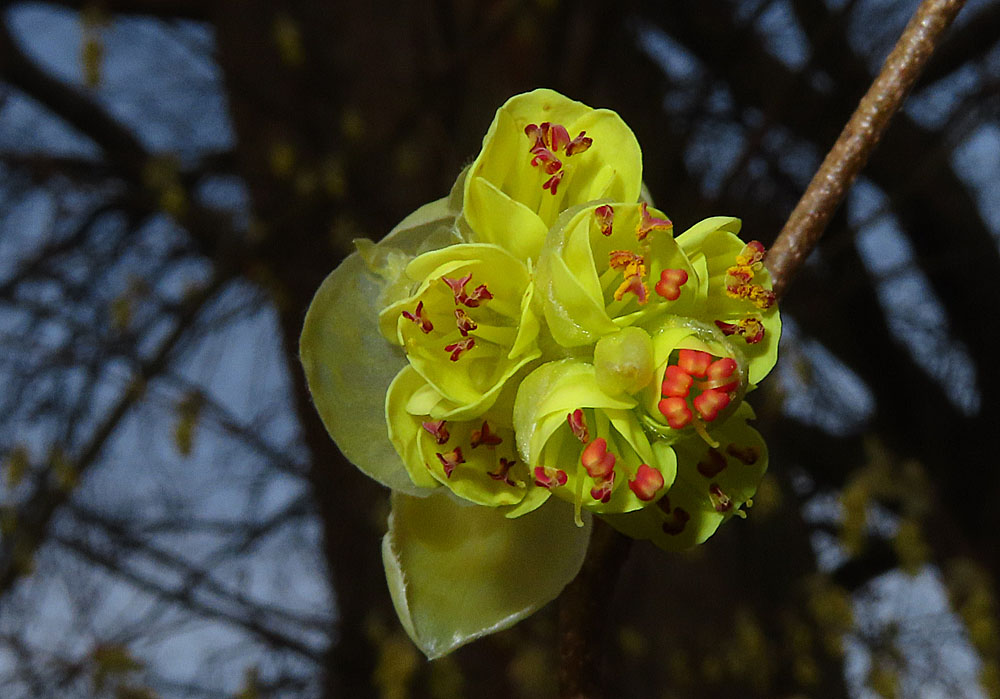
[765, 0, 967, 297]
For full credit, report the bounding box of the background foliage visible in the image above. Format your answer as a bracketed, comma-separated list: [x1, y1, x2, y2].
[0, 0, 998, 696]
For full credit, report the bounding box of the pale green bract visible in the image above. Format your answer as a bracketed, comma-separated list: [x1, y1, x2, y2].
[300, 89, 781, 659]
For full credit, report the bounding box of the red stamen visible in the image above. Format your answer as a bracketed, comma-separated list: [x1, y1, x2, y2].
[613, 274, 649, 304]
[454, 308, 477, 337]
[628, 463, 664, 501]
[470, 421, 502, 449]
[635, 202, 673, 241]
[736, 240, 767, 266]
[715, 318, 766, 345]
[436, 447, 465, 478]
[421, 420, 449, 445]
[442, 274, 472, 304]
[654, 268, 688, 300]
[693, 389, 730, 422]
[488, 457, 518, 486]
[704, 357, 738, 393]
[725, 443, 760, 465]
[548, 123, 571, 152]
[581, 438, 616, 478]
[567, 409, 590, 443]
[661, 365, 693, 398]
[609, 250, 643, 270]
[678, 349, 712, 377]
[708, 483, 733, 512]
[465, 283, 493, 308]
[543, 170, 564, 195]
[696, 448, 727, 478]
[658, 396, 692, 429]
[594, 205, 614, 237]
[534, 465, 568, 489]
[444, 337, 475, 361]
[401, 301, 433, 333]
[590, 472, 615, 503]
[565, 130, 592, 156]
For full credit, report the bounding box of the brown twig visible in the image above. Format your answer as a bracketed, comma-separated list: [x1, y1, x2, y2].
[765, 0, 966, 298]
[558, 518, 632, 699]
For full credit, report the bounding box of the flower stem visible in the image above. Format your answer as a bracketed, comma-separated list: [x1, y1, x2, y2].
[558, 517, 632, 699]
[765, 0, 966, 299]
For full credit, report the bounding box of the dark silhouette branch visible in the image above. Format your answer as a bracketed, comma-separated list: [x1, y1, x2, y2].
[765, 0, 967, 298]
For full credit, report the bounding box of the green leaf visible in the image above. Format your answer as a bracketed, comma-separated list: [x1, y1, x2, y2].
[383, 490, 591, 658]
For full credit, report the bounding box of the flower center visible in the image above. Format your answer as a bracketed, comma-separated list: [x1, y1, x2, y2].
[524, 122, 593, 195]
[657, 349, 741, 446]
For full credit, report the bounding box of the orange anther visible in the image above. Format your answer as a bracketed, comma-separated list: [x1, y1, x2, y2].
[693, 389, 730, 422]
[661, 365, 693, 398]
[678, 349, 712, 377]
[628, 464, 664, 501]
[658, 396, 692, 429]
[581, 438, 616, 478]
[654, 268, 688, 300]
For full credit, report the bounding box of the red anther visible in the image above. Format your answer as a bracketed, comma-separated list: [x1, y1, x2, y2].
[613, 274, 649, 304]
[488, 457, 518, 486]
[470, 421, 502, 449]
[534, 465, 568, 489]
[635, 202, 673, 241]
[465, 283, 493, 308]
[421, 420, 450, 445]
[567, 409, 590, 443]
[565, 131, 593, 156]
[581, 437, 616, 478]
[594, 205, 614, 237]
[628, 463, 664, 501]
[715, 317, 766, 345]
[693, 389, 730, 422]
[444, 337, 475, 361]
[654, 268, 688, 300]
[436, 447, 465, 478]
[697, 448, 727, 478]
[678, 349, 712, 377]
[524, 123, 544, 146]
[543, 170, 564, 195]
[726, 443, 761, 465]
[658, 396, 692, 429]
[661, 365, 693, 398]
[736, 240, 767, 266]
[662, 507, 690, 535]
[708, 483, 733, 512]
[401, 301, 434, 334]
[590, 472, 615, 504]
[454, 309, 477, 337]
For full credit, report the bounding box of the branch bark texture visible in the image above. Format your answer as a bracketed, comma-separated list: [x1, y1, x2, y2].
[766, 0, 967, 297]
